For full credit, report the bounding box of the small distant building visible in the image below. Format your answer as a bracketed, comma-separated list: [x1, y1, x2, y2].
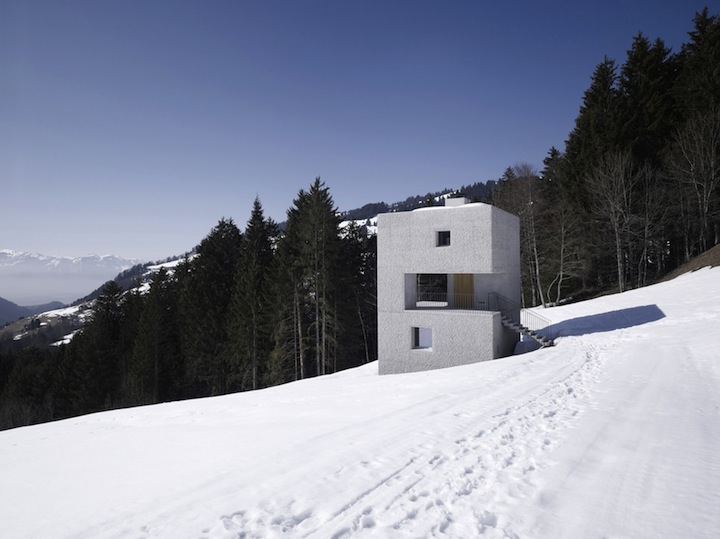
[377, 197, 521, 375]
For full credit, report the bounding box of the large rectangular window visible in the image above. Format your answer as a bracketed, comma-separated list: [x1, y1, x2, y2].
[416, 274, 448, 304]
[412, 327, 432, 349]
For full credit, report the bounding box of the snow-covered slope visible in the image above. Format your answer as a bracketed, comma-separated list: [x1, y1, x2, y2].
[339, 216, 378, 236]
[1, 268, 719, 538]
[0, 249, 141, 305]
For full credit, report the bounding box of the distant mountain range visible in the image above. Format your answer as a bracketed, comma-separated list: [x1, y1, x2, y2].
[0, 250, 141, 306]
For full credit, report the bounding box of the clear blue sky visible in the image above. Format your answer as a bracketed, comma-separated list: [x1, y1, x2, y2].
[1, 0, 711, 261]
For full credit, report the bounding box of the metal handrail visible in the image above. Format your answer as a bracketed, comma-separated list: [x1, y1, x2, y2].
[487, 292, 551, 332]
[415, 292, 486, 311]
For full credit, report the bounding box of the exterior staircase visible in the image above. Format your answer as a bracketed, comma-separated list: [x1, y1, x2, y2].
[489, 292, 555, 348]
[500, 314, 555, 347]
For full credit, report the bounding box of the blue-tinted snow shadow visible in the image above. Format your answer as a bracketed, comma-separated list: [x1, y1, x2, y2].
[517, 304, 666, 354]
[544, 304, 666, 340]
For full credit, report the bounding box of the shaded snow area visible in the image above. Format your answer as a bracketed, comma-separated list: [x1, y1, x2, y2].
[2, 269, 719, 538]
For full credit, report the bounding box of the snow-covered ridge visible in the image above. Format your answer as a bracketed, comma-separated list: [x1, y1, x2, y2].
[0, 249, 142, 305]
[1, 267, 718, 538]
[0, 249, 139, 270]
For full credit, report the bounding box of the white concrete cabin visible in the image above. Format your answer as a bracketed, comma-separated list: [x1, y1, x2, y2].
[377, 197, 521, 375]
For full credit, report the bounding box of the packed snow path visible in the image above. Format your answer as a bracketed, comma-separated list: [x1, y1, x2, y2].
[1, 269, 719, 538]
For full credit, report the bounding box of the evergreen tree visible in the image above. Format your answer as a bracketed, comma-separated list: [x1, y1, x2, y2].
[0, 347, 57, 429]
[51, 281, 127, 416]
[225, 198, 278, 391]
[182, 218, 243, 396]
[618, 34, 679, 167]
[272, 178, 345, 379]
[53, 339, 88, 419]
[562, 56, 622, 208]
[676, 8, 720, 115]
[338, 222, 378, 367]
[85, 281, 125, 409]
[560, 58, 625, 294]
[129, 267, 181, 403]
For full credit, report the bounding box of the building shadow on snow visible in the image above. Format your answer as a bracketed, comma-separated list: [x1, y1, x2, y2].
[516, 304, 666, 354]
[544, 304, 666, 340]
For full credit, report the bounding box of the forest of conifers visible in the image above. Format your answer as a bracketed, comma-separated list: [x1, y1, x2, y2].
[1, 8, 718, 429]
[492, 8, 720, 305]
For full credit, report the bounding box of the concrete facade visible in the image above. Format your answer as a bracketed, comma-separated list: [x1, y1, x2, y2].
[377, 200, 520, 375]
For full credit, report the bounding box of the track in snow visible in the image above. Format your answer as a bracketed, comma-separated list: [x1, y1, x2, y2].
[209, 340, 608, 539]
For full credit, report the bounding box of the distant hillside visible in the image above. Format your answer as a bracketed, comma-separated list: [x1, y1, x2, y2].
[339, 180, 493, 221]
[0, 296, 64, 326]
[71, 254, 189, 306]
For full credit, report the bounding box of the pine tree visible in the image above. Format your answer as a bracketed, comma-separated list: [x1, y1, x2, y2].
[0, 347, 57, 428]
[558, 57, 625, 294]
[618, 34, 679, 167]
[182, 218, 243, 396]
[53, 281, 127, 415]
[562, 56, 622, 208]
[272, 178, 345, 379]
[225, 198, 278, 391]
[338, 222, 378, 367]
[129, 267, 181, 403]
[88, 281, 125, 408]
[676, 8, 720, 115]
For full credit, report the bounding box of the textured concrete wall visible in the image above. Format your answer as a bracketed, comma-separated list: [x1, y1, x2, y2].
[490, 204, 522, 306]
[377, 202, 520, 375]
[377, 310, 500, 374]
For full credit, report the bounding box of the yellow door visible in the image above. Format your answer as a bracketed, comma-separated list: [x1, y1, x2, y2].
[454, 274, 474, 309]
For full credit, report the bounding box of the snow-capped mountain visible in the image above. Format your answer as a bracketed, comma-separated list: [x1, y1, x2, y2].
[0, 249, 141, 305]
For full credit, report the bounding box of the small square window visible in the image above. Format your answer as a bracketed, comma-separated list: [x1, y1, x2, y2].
[437, 230, 451, 246]
[412, 327, 432, 349]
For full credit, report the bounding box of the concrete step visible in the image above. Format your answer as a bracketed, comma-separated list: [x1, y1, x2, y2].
[500, 315, 554, 347]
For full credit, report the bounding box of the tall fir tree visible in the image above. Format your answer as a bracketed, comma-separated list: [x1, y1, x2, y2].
[225, 198, 278, 391]
[129, 267, 181, 404]
[181, 218, 243, 396]
[562, 56, 622, 209]
[272, 178, 345, 379]
[618, 34, 679, 167]
[676, 8, 720, 115]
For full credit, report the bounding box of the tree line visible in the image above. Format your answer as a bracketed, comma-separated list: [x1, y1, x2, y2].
[0, 179, 377, 429]
[490, 8, 720, 306]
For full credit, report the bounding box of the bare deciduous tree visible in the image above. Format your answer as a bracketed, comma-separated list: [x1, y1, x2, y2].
[544, 199, 584, 305]
[588, 151, 641, 292]
[490, 163, 548, 306]
[668, 109, 720, 255]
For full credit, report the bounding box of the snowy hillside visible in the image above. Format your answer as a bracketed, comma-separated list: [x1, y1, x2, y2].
[1, 268, 719, 538]
[0, 249, 140, 305]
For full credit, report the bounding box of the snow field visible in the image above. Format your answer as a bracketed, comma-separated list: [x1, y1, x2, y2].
[1, 268, 719, 538]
